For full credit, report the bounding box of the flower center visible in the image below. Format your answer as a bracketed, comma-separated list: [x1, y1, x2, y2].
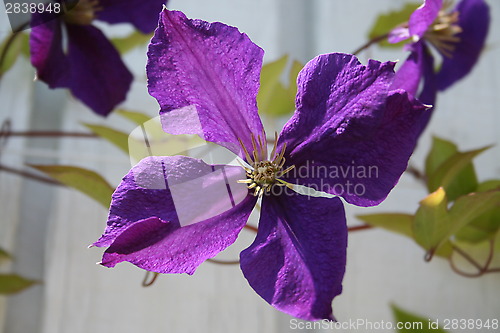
[424, 4, 462, 58]
[237, 133, 295, 197]
[63, 0, 102, 25]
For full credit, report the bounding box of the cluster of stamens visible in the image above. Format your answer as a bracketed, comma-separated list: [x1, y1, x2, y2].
[237, 132, 295, 197]
[63, 0, 102, 25]
[424, 2, 462, 58]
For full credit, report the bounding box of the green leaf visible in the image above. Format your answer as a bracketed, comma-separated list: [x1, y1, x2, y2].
[82, 123, 129, 153]
[110, 31, 153, 54]
[476, 179, 500, 192]
[288, 60, 302, 94]
[356, 213, 414, 238]
[425, 137, 480, 201]
[258, 56, 301, 117]
[427, 145, 490, 201]
[28, 165, 114, 208]
[127, 117, 208, 165]
[425, 137, 458, 177]
[0, 274, 38, 295]
[415, 187, 500, 255]
[414, 187, 450, 256]
[451, 190, 500, 243]
[115, 109, 151, 125]
[391, 304, 448, 332]
[0, 32, 29, 76]
[367, 3, 420, 48]
[0, 248, 11, 263]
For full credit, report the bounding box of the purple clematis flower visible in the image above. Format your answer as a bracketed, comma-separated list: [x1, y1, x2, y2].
[29, 0, 167, 116]
[389, 0, 489, 129]
[93, 10, 426, 321]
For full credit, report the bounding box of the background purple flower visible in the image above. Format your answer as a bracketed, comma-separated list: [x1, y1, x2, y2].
[389, 0, 489, 130]
[29, 0, 167, 116]
[94, 10, 426, 321]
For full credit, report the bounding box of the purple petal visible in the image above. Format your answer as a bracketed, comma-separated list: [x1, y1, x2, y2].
[101, 195, 255, 274]
[436, 0, 489, 91]
[277, 53, 426, 206]
[96, 0, 166, 33]
[30, 16, 70, 90]
[392, 42, 437, 133]
[95, 155, 255, 274]
[391, 44, 424, 97]
[408, 0, 442, 39]
[416, 44, 438, 133]
[65, 24, 133, 116]
[392, 41, 437, 106]
[388, 26, 410, 44]
[94, 155, 250, 247]
[147, 10, 264, 157]
[240, 193, 347, 321]
[30, 22, 132, 116]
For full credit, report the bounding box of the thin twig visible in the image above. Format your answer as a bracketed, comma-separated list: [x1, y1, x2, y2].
[450, 257, 483, 278]
[0, 163, 62, 186]
[406, 165, 427, 184]
[142, 271, 160, 287]
[352, 33, 390, 55]
[449, 240, 500, 278]
[487, 267, 500, 273]
[207, 258, 240, 265]
[452, 244, 483, 271]
[5, 131, 97, 138]
[483, 239, 496, 271]
[244, 224, 258, 233]
[348, 224, 373, 232]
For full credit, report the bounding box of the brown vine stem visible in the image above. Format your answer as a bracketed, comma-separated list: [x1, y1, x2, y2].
[406, 165, 427, 184]
[348, 224, 373, 232]
[449, 240, 499, 278]
[0, 163, 62, 186]
[142, 271, 160, 287]
[5, 131, 97, 138]
[207, 259, 240, 265]
[352, 33, 390, 55]
[244, 224, 258, 233]
[452, 244, 483, 271]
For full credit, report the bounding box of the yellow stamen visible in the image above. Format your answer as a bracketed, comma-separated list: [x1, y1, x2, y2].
[236, 132, 296, 197]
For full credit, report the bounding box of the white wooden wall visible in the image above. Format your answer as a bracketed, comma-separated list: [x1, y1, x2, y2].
[1, 1, 499, 332]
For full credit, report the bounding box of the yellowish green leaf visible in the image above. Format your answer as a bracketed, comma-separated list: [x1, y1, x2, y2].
[476, 179, 500, 192]
[258, 56, 301, 117]
[0, 32, 29, 76]
[356, 213, 414, 238]
[111, 31, 153, 54]
[0, 274, 38, 295]
[83, 124, 129, 153]
[29, 165, 114, 208]
[427, 146, 490, 201]
[127, 117, 208, 165]
[115, 109, 151, 125]
[367, 3, 420, 48]
[414, 187, 450, 256]
[425, 137, 458, 176]
[0, 248, 10, 263]
[452, 190, 500, 243]
[391, 304, 448, 332]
